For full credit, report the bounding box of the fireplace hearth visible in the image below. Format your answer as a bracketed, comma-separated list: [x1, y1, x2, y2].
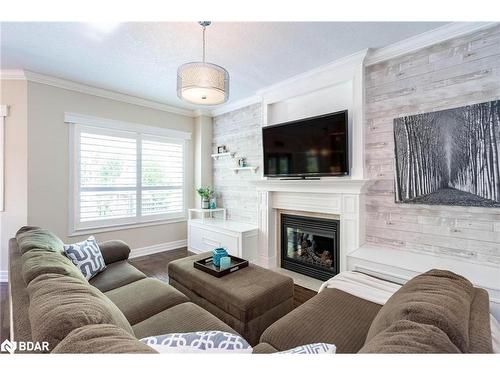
[280, 214, 339, 281]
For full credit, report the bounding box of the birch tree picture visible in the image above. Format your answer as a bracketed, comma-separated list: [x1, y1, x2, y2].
[394, 100, 500, 207]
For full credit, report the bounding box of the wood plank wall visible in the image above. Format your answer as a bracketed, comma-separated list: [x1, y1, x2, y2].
[365, 25, 500, 266]
[212, 103, 262, 224]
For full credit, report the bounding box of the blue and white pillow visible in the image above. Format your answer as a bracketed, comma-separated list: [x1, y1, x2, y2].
[64, 236, 106, 280]
[140, 331, 252, 353]
[277, 343, 336, 354]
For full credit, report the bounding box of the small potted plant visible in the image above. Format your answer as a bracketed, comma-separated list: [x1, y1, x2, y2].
[196, 187, 214, 209]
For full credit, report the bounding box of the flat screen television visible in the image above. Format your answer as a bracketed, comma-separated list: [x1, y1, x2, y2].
[262, 110, 349, 177]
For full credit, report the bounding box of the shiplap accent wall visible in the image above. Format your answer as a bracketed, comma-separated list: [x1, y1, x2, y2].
[365, 25, 500, 266]
[212, 103, 262, 224]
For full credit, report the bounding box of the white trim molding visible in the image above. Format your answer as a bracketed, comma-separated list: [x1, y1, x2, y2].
[67, 218, 187, 237]
[66, 113, 190, 236]
[64, 112, 192, 140]
[129, 239, 187, 259]
[1, 69, 194, 117]
[0, 270, 8, 283]
[365, 22, 499, 66]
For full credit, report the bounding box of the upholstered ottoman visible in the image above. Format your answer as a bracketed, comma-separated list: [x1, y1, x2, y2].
[168, 252, 294, 345]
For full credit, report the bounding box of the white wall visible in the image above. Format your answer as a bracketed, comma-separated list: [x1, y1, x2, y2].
[0, 80, 28, 278]
[193, 115, 213, 208]
[26, 81, 195, 249]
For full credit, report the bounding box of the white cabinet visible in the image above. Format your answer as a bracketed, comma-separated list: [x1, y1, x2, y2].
[188, 218, 259, 262]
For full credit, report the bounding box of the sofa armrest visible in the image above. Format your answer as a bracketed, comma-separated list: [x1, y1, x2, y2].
[99, 240, 131, 264]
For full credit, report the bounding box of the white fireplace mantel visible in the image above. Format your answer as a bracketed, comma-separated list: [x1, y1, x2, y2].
[252, 178, 371, 194]
[253, 178, 371, 272]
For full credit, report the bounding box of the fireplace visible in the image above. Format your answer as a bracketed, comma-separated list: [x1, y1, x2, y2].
[280, 214, 340, 281]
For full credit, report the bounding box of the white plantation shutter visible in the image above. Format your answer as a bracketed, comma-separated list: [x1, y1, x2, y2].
[141, 137, 184, 216]
[79, 129, 137, 223]
[72, 123, 186, 232]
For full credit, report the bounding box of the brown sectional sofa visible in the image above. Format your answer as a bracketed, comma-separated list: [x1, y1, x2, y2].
[9, 226, 237, 353]
[8, 226, 494, 354]
[255, 269, 493, 353]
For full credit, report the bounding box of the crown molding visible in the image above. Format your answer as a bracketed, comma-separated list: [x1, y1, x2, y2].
[210, 95, 262, 117]
[365, 22, 499, 66]
[1, 69, 195, 118]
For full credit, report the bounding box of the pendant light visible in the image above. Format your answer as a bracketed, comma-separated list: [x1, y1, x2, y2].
[177, 21, 229, 105]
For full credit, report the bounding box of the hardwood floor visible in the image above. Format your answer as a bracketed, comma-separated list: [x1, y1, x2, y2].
[0, 282, 9, 342]
[129, 247, 190, 284]
[129, 248, 318, 307]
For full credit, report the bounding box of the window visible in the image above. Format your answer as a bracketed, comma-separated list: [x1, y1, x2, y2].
[67, 114, 189, 234]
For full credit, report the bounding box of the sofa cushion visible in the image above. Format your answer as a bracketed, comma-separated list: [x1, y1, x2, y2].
[89, 260, 146, 292]
[16, 227, 64, 254]
[132, 302, 237, 339]
[105, 278, 189, 325]
[28, 273, 134, 350]
[365, 269, 474, 353]
[259, 288, 382, 353]
[98, 240, 131, 264]
[21, 250, 87, 285]
[359, 320, 461, 353]
[64, 236, 107, 280]
[468, 288, 494, 353]
[252, 342, 278, 354]
[52, 324, 157, 354]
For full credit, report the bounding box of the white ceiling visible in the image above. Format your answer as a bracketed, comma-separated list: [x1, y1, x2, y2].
[0, 22, 448, 110]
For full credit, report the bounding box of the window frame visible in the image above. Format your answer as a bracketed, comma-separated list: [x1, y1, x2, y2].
[67, 113, 190, 236]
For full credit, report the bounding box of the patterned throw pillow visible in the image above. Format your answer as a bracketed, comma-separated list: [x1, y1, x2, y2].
[140, 331, 252, 353]
[64, 236, 106, 280]
[277, 343, 336, 354]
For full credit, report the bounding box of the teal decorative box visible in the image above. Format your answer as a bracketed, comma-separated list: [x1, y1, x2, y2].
[212, 248, 228, 267]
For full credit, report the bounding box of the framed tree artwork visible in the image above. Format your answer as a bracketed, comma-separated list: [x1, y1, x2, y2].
[393, 99, 500, 207]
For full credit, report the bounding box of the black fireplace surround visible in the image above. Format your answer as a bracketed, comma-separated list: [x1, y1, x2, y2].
[280, 214, 339, 281]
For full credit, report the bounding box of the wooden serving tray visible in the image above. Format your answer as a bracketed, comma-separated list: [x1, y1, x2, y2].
[194, 255, 249, 278]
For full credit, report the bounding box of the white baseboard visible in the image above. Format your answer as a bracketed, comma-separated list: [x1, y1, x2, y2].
[0, 270, 8, 283]
[129, 239, 187, 259]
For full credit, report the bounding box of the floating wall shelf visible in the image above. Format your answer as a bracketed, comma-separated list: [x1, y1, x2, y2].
[232, 166, 259, 174]
[211, 152, 235, 160]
